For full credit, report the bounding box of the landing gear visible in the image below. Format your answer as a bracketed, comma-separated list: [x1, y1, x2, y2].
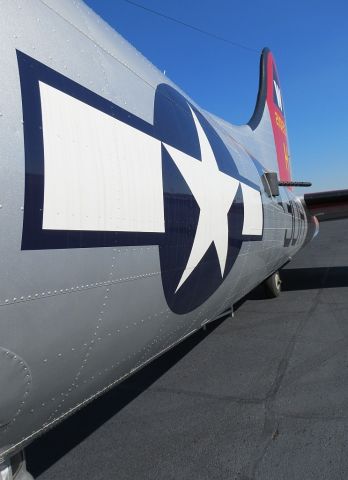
[264, 270, 282, 298]
[0, 451, 33, 480]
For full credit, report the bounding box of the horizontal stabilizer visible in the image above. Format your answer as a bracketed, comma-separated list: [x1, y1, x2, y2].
[304, 189, 348, 222]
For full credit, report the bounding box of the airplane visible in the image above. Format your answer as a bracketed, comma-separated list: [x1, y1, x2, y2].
[1, 1, 347, 478]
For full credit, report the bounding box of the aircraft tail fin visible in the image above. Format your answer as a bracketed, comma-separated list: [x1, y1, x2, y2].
[249, 48, 292, 183]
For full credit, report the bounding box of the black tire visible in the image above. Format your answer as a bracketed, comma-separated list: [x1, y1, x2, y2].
[264, 271, 281, 298]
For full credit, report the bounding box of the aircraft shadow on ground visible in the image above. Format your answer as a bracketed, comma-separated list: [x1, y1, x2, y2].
[245, 266, 348, 299]
[281, 266, 348, 291]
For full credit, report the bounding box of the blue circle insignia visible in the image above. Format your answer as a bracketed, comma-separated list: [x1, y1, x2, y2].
[154, 84, 245, 314]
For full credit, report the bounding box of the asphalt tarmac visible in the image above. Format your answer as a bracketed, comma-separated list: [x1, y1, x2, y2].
[27, 218, 348, 480]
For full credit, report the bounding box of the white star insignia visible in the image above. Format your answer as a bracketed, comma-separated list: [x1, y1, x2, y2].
[163, 106, 240, 292]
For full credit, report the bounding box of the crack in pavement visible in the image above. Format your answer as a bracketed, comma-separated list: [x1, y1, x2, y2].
[240, 265, 332, 479]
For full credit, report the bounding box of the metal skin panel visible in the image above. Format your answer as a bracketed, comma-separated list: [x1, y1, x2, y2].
[0, 0, 308, 459]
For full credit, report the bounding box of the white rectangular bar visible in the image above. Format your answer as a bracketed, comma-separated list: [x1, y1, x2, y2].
[241, 183, 263, 235]
[39, 81, 165, 233]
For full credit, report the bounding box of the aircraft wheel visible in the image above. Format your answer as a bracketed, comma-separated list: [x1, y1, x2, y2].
[264, 271, 281, 298]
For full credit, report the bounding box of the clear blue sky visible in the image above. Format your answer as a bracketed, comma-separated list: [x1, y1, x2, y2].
[84, 0, 348, 193]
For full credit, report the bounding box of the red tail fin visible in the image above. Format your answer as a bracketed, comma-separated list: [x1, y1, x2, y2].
[249, 49, 292, 183]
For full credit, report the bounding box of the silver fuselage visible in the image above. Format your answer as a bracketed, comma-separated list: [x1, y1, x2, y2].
[0, 0, 308, 459]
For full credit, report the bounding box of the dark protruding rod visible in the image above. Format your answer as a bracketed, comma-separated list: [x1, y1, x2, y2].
[278, 181, 312, 187]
